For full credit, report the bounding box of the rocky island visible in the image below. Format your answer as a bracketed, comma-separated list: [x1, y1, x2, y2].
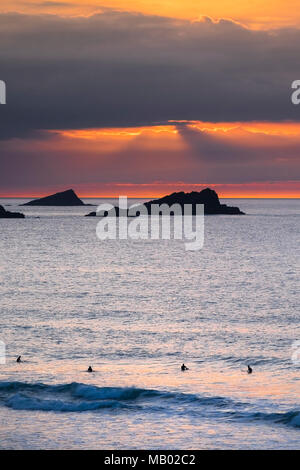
[0, 205, 25, 218]
[86, 188, 245, 216]
[22, 189, 88, 206]
[143, 188, 244, 215]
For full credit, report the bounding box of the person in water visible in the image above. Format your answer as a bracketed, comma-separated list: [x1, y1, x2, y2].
[181, 363, 189, 371]
[247, 365, 253, 374]
[16, 356, 22, 363]
[87, 366, 93, 372]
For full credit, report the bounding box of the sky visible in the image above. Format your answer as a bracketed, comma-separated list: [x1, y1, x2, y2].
[0, 1, 300, 197]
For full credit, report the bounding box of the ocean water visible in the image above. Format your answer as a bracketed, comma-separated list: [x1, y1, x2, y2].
[0, 198, 299, 450]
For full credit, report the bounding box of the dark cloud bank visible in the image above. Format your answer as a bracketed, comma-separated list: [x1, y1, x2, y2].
[0, 10, 300, 140]
[0, 10, 300, 192]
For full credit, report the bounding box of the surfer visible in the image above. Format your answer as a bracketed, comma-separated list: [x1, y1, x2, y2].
[247, 365, 253, 374]
[87, 366, 93, 372]
[181, 363, 189, 371]
[16, 356, 22, 363]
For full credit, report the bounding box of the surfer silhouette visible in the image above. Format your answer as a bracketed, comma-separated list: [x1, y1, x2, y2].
[247, 365, 253, 374]
[16, 356, 22, 363]
[181, 363, 189, 371]
[87, 366, 93, 372]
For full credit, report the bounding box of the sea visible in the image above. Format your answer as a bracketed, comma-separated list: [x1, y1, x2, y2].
[0, 198, 299, 449]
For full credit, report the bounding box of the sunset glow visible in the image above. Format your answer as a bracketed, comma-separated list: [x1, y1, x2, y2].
[1, 120, 299, 198]
[3, 0, 300, 29]
[1, 4, 299, 198]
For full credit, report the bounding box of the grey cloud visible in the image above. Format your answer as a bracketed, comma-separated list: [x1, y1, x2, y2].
[176, 124, 300, 182]
[0, 11, 300, 140]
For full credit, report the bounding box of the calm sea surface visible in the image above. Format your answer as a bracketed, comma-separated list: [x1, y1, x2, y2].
[0, 198, 299, 449]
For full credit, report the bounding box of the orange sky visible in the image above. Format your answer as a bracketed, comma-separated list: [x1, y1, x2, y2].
[1, 3, 300, 198]
[8, 184, 298, 199]
[1, 121, 300, 198]
[2, 182, 299, 199]
[3, 0, 300, 29]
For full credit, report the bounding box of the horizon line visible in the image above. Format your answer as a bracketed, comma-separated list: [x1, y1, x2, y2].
[0, 195, 299, 199]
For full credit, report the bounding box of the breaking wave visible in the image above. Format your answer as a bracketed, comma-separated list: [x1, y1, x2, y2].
[0, 380, 299, 428]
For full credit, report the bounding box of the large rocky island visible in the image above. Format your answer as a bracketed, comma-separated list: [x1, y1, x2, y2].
[143, 188, 244, 215]
[22, 189, 87, 206]
[0, 205, 25, 218]
[86, 188, 245, 216]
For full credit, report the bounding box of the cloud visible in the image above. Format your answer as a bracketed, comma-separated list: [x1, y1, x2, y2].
[0, 11, 300, 140]
[176, 124, 300, 182]
[34, 2, 77, 7]
[0, 123, 299, 194]
[0, 10, 299, 196]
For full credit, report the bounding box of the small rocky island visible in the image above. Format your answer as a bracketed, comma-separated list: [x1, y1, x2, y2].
[22, 189, 88, 206]
[86, 188, 245, 216]
[0, 205, 25, 218]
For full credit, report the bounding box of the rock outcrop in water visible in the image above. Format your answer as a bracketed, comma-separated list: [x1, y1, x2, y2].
[85, 188, 245, 216]
[22, 189, 86, 206]
[0, 205, 25, 218]
[143, 188, 244, 215]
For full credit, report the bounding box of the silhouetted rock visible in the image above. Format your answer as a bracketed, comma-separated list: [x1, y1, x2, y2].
[143, 188, 245, 215]
[85, 188, 245, 216]
[22, 189, 86, 206]
[85, 206, 128, 217]
[0, 205, 25, 218]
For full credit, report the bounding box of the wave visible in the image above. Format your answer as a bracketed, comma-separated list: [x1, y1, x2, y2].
[0, 381, 299, 428]
[6, 393, 130, 412]
[0, 381, 163, 413]
[235, 410, 300, 428]
[0, 380, 237, 410]
[0, 381, 165, 401]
